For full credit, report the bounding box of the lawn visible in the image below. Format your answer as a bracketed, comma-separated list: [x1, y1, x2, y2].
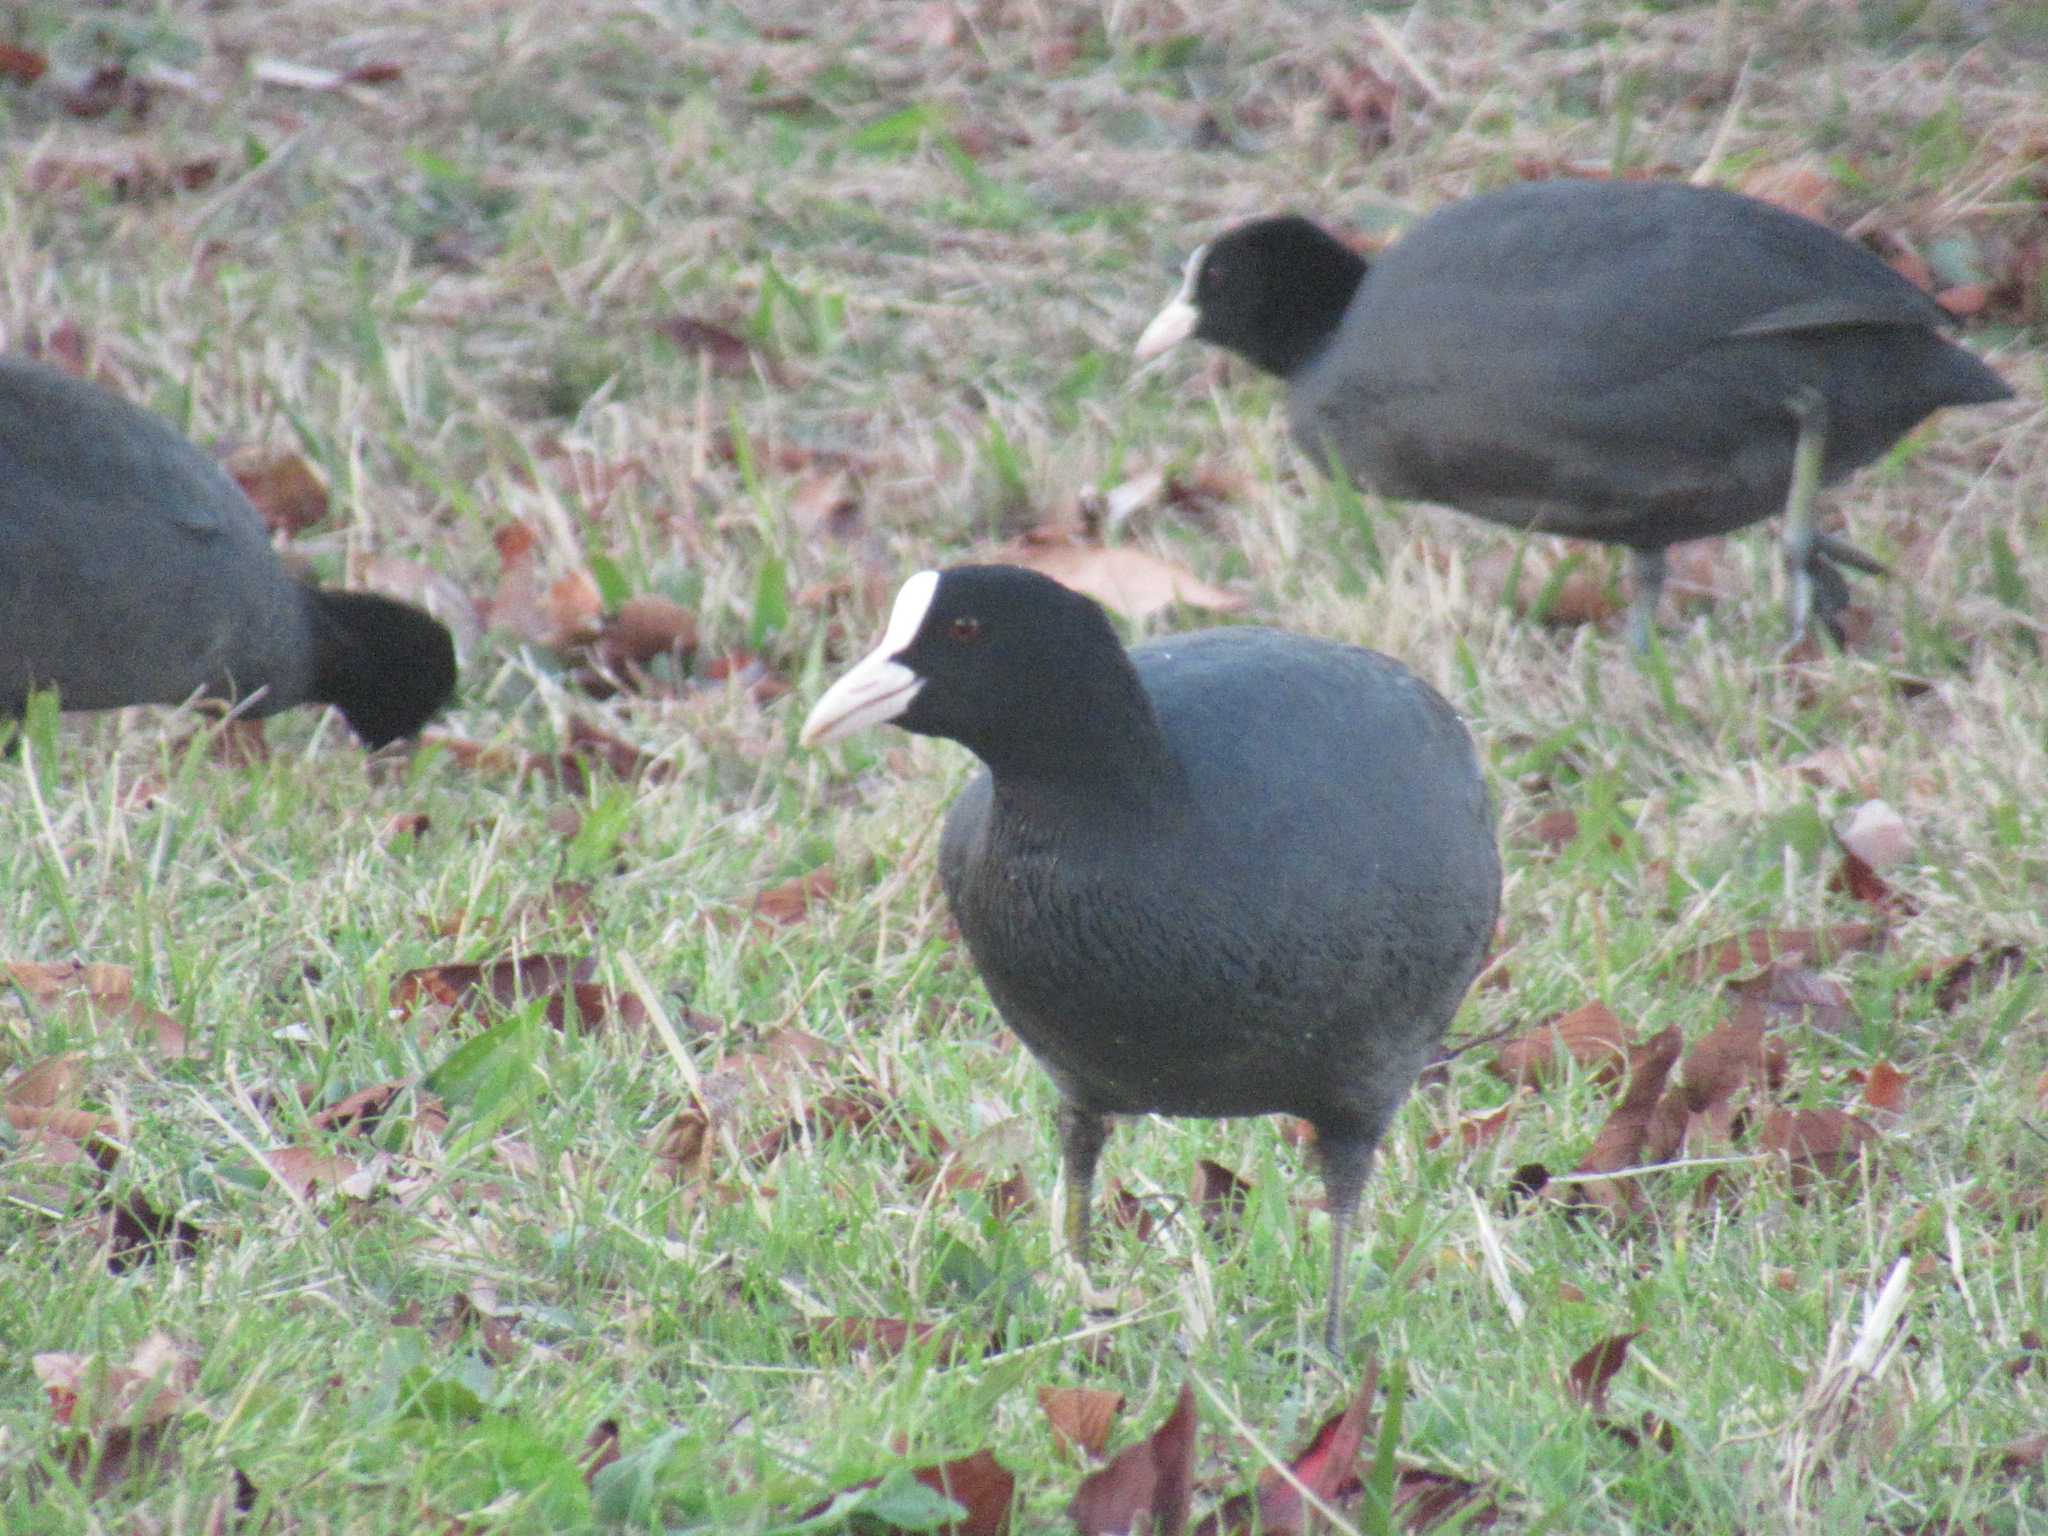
[1, 1, 2044, 1531]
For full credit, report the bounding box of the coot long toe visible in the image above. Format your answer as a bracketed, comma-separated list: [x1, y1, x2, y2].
[803, 564, 1501, 1352]
[1136, 181, 2012, 648]
[0, 355, 457, 748]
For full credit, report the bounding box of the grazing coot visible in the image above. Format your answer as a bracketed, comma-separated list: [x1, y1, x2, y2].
[802, 565, 1500, 1351]
[1135, 180, 2013, 647]
[0, 355, 456, 748]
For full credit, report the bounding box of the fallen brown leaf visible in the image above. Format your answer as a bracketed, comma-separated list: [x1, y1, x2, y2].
[1566, 1331, 1643, 1414]
[1918, 945, 2029, 1013]
[581, 1419, 622, 1487]
[8, 959, 134, 1003]
[1492, 1001, 1633, 1087]
[1760, 1107, 1878, 1189]
[1858, 1060, 1910, 1119]
[1566, 1026, 1684, 1218]
[264, 1147, 361, 1198]
[1467, 540, 1622, 627]
[1426, 1105, 1513, 1152]
[1194, 1365, 1377, 1536]
[660, 315, 775, 379]
[391, 954, 594, 1017]
[1069, 1382, 1196, 1536]
[6, 1053, 86, 1109]
[1676, 924, 1884, 983]
[1682, 1017, 1787, 1116]
[801, 1317, 969, 1363]
[307, 1081, 411, 1135]
[0, 43, 48, 83]
[1724, 961, 1860, 1037]
[1193, 1158, 1252, 1231]
[1002, 530, 1245, 621]
[103, 1192, 204, 1270]
[750, 868, 837, 926]
[1039, 1386, 1125, 1461]
[227, 445, 329, 536]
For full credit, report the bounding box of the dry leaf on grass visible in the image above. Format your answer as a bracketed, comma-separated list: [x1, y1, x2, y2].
[8, 959, 134, 1003]
[1857, 1060, 1911, 1121]
[1566, 1332, 1642, 1414]
[1466, 541, 1622, 627]
[263, 1147, 361, 1198]
[8, 961, 188, 1059]
[1725, 962, 1860, 1037]
[659, 315, 779, 381]
[6, 1053, 87, 1109]
[1193, 1157, 1252, 1232]
[1761, 1108, 1878, 1190]
[307, 1081, 412, 1135]
[1193, 1366, 1376, 1536]
[1565, 1026, 1684, 1219]
[1001, 532, 1245, 621]
[750, 868, 837, 926]
[799, 1317, 974, 1364]
[391, 954, 594, 1016]
[34, 1335, 198, 1422]
[1917, 945, 2030, 1013]
[798, 1447, 1015, 1535]
[226, 445, 329, 535]
[1039, 1387, 1125, 1461]
[1070, 1382, 1196, 1536]
[1491, 1001, 1633, 1087]
[581, 1418, 623, 1487]
[1682, 1017, 1787, 1117]
[1675, 924, 1884, 984]
[1426, 1105, 1513, 1152]
[103, 1191, 204, 1271]
[35, 1334, 201, 1495]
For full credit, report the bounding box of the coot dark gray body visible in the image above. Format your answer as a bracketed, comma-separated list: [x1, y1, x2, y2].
[1137, 180, 2012, 645]
[0, 355, 455, 747]
[803, 565, 1500, 1350]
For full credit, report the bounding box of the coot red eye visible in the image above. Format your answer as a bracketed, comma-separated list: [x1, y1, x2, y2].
[949, 616, 983, 643]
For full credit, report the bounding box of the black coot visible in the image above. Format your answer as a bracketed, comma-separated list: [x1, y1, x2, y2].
[0, 355, 456, 748]
[1136, 180, 2012, 647]
[803, 564, 1500, 1351]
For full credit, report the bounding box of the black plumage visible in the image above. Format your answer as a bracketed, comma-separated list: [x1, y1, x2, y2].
[803, 564, 1500, 1350]
[0, 355, 455, 748]
[1137, 181, 2012, 646]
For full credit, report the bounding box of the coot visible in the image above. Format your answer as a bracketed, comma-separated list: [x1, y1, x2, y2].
[0, 355, 456, 748]
[802, 565, 1500, 1350]
[1136, 181, 2012, 646]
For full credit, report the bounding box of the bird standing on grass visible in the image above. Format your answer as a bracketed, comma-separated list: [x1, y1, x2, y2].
[803, 564, 1500, 1352]
[0, 355, 456, 749]
[1136, 180, 2012, 649]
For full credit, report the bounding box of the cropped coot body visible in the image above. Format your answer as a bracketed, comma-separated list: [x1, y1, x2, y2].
[803, 565, 1500, 1350]
[1137, 181, 2012, 646]
[0, 355, 455, 747]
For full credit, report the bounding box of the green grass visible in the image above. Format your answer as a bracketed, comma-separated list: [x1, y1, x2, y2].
[3, 0, 2046, 1531]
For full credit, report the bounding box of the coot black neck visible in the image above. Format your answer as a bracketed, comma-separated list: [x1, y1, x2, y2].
[966, 654, 1190, 824]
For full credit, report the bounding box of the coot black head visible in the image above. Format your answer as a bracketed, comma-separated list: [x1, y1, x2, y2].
[803, 564, 1168, 799]
[1136, 182, 2013, 649]
[308, 587, 460, 749]
[1136, 214, 1367, 380]
[805, 564, 1501, 1352]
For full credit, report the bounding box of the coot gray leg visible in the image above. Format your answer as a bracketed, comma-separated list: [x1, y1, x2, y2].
[1626, 547, 1669, 653]
[1781, 385, 1830, 648]
[1057, 1101, 1111, 1259]
[1316, 1133, 1377, 1356]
